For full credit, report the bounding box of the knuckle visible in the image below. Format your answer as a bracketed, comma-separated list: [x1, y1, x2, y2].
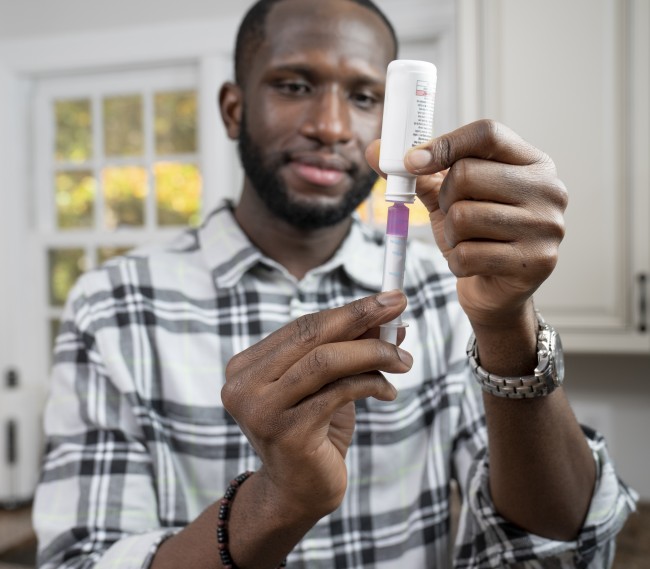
[536, 248, 559, 276]
[447, 201, 469, 229]
[350, 297, 373, 321]
[444, 203, 464, 246]
[370, 339, 394, 363]
[550, 178, 569, 211]
[306, 346, 330, 374]
[451, 158, 470, 188]
[548, 213, 566, 241]
[449, 242, 472, 277]
[294, 312, 321, 347]
[220, 381, 239, 415]
[431, 135, 453, 169]
[476, 118, 501, 147]
[224, 353, 241, 379]
[549, 214, 566, 239]
[535, 205, 566, 242]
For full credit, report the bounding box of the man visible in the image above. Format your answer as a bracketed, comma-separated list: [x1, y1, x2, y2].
[33, 0, 636, 567]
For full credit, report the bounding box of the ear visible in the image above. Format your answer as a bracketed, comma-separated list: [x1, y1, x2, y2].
[219, 81, 243, 140]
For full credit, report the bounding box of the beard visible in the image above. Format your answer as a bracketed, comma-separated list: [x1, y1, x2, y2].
[237, 113, 378, 230]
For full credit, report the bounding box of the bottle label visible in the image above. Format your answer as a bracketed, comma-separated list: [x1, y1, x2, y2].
[409, 76, 436, 147]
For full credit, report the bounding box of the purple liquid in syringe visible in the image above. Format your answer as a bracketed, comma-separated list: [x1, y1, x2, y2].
[386, 202, 410, 238]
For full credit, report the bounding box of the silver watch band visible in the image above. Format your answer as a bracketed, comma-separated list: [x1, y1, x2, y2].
[466, 312, 561, 399]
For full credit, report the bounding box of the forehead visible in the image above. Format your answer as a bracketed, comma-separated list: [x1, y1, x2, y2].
[255, 0, 394, 79]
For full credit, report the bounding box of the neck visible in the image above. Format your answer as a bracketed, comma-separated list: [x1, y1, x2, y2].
[234, 186, 353, 281]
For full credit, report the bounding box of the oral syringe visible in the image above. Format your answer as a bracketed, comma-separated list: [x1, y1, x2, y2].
[378, 60, 437, 344]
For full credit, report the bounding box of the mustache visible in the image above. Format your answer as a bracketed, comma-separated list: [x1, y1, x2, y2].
[280, 147, 361, 176]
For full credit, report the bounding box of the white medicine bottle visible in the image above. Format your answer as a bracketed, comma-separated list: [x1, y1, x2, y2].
[379, 60, 437, 203]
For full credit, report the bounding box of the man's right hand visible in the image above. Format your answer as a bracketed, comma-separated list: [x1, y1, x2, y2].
[221, 289, 412, 519]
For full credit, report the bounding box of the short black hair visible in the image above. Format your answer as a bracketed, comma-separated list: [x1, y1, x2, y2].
[234, 0, 399, 86]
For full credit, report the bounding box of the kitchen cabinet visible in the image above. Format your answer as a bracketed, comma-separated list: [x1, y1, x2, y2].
[457, 0, 649, 352]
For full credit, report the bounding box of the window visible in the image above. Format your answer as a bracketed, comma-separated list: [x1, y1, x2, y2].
[33, 65, 202, 354]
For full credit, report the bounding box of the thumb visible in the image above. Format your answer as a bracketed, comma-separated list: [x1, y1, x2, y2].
[414, 168, 447, 215]
[364, 139, 387, 178]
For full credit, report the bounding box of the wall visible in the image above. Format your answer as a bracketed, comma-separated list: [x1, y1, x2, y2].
[0, 0, 454, 42]
[0, 0, 250, 40]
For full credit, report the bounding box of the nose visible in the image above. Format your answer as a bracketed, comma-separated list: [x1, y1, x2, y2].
[300, 87, 353, 146]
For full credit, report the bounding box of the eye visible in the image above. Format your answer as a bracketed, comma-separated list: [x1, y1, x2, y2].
[351, 91, 380, 110]
[274, 81, 312, 96]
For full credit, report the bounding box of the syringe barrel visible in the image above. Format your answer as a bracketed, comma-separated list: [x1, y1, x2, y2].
[380, 203, 410, 343]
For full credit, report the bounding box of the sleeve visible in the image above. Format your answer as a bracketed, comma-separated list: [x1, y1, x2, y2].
[451, 370, 639, 569]
[32, 279, 179, 569]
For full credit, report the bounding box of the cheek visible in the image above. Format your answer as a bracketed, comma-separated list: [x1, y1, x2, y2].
[351, 109, 383, 145]
[258, 106, 305, 149]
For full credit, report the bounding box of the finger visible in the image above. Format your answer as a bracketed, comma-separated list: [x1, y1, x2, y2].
[364, 139, 387, 178]
[274, 338, 412, 406]
[438, 158, 568, 214]
[414, 169, 447, 214]
[404, 119, 552, 175]
[443, 201, 536, 248]
[446, 240, 559, 280]
[366, 138, 448, 212]
[295, 372, 398, 428]
[226, 290, 407, 379]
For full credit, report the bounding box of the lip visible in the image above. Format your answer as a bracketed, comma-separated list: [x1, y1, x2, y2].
[287, 152, 352, 188]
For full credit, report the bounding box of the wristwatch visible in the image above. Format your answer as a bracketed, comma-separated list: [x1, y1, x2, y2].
[466, 312, 565, 399]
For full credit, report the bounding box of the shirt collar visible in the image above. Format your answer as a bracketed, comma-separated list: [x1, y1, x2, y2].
[199, 201, 384, 291]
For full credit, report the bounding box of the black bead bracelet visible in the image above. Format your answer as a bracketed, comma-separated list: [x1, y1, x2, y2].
[217, 471, 287, 569]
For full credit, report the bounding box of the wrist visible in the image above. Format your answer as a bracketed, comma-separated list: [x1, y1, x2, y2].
[224, 469, 327, 569]
[467, 310, 566, 399]
[255, 467, 337, 524]
[467, 299, 536, 335]
[469, 302, 538, 378]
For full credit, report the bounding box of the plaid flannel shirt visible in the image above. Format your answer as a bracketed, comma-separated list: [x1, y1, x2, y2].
[34, 201, 637, 568]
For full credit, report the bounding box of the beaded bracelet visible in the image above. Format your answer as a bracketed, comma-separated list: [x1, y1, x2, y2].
[217, 471, 287, 569]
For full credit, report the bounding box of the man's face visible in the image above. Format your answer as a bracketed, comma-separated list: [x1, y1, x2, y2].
[237, 0, 395, 230]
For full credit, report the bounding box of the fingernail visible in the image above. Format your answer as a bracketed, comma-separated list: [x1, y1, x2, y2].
[377, 290, 403, 307]
[397, 347, 413, 367]
[406, 148, 433, 171]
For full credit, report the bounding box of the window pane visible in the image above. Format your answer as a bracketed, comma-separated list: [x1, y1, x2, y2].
[154, 162, 202, 226]
[104, 95, 143, 157]
[103, 166, 147, 229]
[55, 170, 96, 229]
[97, 246, 133, 265]
[48, 248, 86, 307]
[155, 91, 197, 154]
[55, 99, 92, 162]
